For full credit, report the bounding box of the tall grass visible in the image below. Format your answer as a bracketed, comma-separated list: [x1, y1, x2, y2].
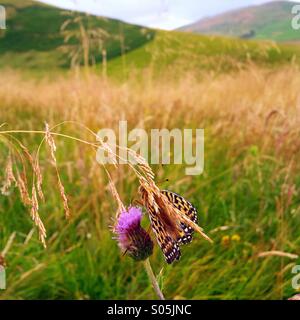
[0, 65, 300, 299]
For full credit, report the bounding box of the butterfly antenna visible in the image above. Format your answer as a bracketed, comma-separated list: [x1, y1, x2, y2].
[156, 178, 169, 185]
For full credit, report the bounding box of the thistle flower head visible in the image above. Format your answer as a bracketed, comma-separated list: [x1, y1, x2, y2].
[116, 207, 153, 261]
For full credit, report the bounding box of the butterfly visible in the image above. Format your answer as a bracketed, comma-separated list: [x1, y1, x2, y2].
[139, 186, 198, 264]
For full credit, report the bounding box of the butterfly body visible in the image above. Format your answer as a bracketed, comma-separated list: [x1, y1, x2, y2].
[139, 186, 199, 264]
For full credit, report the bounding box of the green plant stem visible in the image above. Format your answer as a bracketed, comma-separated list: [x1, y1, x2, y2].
[143, 258, 165, 300]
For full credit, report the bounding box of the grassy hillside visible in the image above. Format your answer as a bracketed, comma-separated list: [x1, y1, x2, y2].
[106, 30, 300, 80]
[0, 0, 154, 70]
[180, 1, 300, 42]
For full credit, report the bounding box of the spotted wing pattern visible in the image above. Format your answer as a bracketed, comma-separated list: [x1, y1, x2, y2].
[140, 185, 199, 264]
[161, 190, 198, 245]
[146, 202, 181, 264]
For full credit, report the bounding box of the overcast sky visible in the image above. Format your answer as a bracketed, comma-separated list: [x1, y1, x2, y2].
[38, 0, 300, 30]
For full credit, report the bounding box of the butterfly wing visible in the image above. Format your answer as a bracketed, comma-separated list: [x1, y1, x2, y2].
[146, 204, 181, 264]
[161, 190, 198, 245]
[139, 186, 198, 264]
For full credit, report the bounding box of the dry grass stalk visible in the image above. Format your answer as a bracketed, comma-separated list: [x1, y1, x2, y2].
[109, 179, 126, 221]
[35, 161, 44, 201]
[0, 135, 48, 247]
[45, 122, 57, 164]
[23, 228, 35, 246]
[127, 149, 155, 179]
[258, 251, 299, 260]
[45, 122, 70, 218]
[19, 263, 46, 281]
[101, 142, 118, 167]
[1, 154, 16, 195]
[210, 226, 232, 233]
[30, 185, 47, 247]
[57, 177, 70, 218]
[1, 232, 16, 258]
[17, 141, 44, 201]
[16, 170, 32, 206]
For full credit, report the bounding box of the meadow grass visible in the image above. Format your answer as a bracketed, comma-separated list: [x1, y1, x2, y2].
[0, 65, 300, 299]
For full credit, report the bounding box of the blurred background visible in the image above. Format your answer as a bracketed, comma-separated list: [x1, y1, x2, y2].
[0, 0, 300, 299]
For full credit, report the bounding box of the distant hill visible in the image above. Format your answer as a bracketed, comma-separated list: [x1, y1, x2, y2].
[0, 0, 154, 70]
[179, 1, 300, 42]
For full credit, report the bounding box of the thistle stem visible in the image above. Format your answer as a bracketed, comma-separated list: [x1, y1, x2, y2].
[143, 258, 165, 300]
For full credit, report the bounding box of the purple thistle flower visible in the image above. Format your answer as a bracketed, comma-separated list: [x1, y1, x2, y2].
[116, 207, 153, 261]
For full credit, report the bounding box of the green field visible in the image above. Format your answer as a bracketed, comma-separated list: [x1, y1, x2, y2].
[106, 30, 300, 80]
[0, 0, 300, 300]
